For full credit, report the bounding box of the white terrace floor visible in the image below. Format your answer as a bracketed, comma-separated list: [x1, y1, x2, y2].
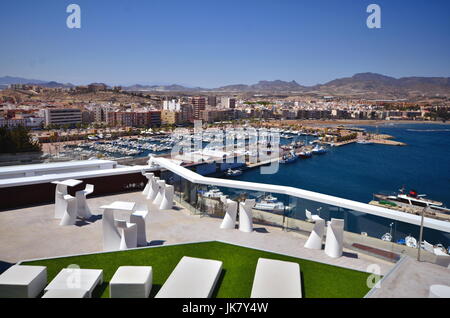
[0, 190, 393, 275]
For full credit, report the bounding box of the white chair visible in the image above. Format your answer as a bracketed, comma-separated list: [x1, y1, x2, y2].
[239, 199, 255, 233]
[115, 219, 137, 250]
[110, 266, 153, 298]
[147, 176, 160, 201]
[251, 258, 302, 298]
[159, 184, 174, 210]
[219, 195, 237, 230]
[0, 265, 47, 298]
[305, 209, 322, 222]
[54, 188, 67, 219]
[45, 268, 103, 298]
[130, 204, 149, 246]
[142, 173, 154, 196]
[59, 194, 77, 226]
[304, 217, 325, 250]
[75, 184, 94, 219]
[153, 180, 166, 206]
[155, 256, 222, 298]
[324, 218, 345, 258]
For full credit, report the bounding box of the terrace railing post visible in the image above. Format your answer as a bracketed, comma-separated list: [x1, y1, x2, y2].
[417, 204, 427, 262]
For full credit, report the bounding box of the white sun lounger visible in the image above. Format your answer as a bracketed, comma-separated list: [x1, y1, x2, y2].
[251, 258, 302, 298]
[42, 288, 89, 298]
[45, 268, 103, 298]
[0, 265, 47, 298]
[155, 256, 223, 298]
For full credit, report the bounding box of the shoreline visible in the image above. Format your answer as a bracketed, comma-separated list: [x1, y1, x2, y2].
[273, 119, 450, 127]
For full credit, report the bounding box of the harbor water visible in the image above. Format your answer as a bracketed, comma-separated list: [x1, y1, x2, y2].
[226, 123, 450, 247]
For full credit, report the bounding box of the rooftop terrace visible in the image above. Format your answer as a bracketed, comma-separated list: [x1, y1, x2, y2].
[1, 159, 449, 298]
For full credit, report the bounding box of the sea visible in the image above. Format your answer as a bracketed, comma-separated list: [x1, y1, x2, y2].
[227, 123, 450, 247]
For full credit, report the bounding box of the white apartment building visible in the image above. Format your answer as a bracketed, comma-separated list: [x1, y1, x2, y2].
[44, 108, 82, 126]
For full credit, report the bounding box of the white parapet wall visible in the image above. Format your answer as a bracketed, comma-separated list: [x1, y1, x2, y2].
[0, 160, 118, 180]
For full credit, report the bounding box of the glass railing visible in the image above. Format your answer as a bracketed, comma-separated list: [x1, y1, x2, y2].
[155, 160, 450, 265]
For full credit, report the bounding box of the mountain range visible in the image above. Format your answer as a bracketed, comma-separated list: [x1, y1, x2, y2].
[1, 73, 449, 97]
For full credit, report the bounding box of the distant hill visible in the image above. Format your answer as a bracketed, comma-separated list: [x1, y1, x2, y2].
[0, 76, 48, 85]
[124, 84, 203, 92]
[0, 76, 73, 88]
[2, 73, 450, 98]
[214, 80, 306, 92]
[312, 72, 450, 98]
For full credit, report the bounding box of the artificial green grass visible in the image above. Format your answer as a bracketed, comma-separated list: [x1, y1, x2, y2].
[23, 241, 372, 298]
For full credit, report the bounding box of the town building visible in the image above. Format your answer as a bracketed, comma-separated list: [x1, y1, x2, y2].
[44, 108, 82, 126]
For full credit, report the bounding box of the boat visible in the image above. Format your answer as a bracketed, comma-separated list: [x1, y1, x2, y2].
[202, 188, 223, 198]
[405, 235, 417, 248]
[312, 145, 327, 154]
[381, 222, 394, 242]
[280, 152, 298, 164]
[381, 233, 393, 242]
[357, 139, 373, 145]
[225, 168, 243, 177]
[298, 151, 312, 159]
[374, 187, 444, 210]
[254, 195, 285, 213]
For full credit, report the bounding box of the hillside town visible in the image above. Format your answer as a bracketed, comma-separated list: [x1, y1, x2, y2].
[1, 83, 449, 134]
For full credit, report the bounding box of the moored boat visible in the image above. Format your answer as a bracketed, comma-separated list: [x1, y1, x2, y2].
[226, 168, 243, 177]
[254, 195, 285, 213]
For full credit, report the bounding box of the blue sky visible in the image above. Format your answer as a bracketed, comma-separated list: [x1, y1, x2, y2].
[0, 0, 449, 87]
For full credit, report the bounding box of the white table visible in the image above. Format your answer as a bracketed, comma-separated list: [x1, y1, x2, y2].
[52, 179, 83, 219]
[45, 268, 103, 298]
[42, 288, 89, 298]
[429, 284, 450, 298]
[101, 201, 136, 251]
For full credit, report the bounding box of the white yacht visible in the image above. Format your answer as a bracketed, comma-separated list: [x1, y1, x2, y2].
[254, 195, 285, 213]
[202, 188, 223, 199]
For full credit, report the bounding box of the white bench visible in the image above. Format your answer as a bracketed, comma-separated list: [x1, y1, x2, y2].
[251, 258, 302, 298]
[0, 265, 47, 298]
[45, 268, 103, 298]
[42, 288, 89, 298]
[110, 266, 153, 298]
[429, 284, 450, 298]
[155, 256, 222, 298]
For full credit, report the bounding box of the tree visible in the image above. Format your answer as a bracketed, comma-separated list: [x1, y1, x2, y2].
[0, 126, 41, 154]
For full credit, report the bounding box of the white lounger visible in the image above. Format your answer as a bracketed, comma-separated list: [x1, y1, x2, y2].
[42, 288, 89, 298]
[45, 268, 103, 298]
[0, 265, 47, 298]
[110, 266, 153, 298]
[155, 256, 222, 298]
[251, 258, 302, 298]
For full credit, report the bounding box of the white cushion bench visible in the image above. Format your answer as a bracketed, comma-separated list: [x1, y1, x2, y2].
[45, 268, 103, 298]
[0, 265, 47, 298]
[155, 256, 222, 298]
[251, 258, 302, 298]
[110, 266, 152, 298]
